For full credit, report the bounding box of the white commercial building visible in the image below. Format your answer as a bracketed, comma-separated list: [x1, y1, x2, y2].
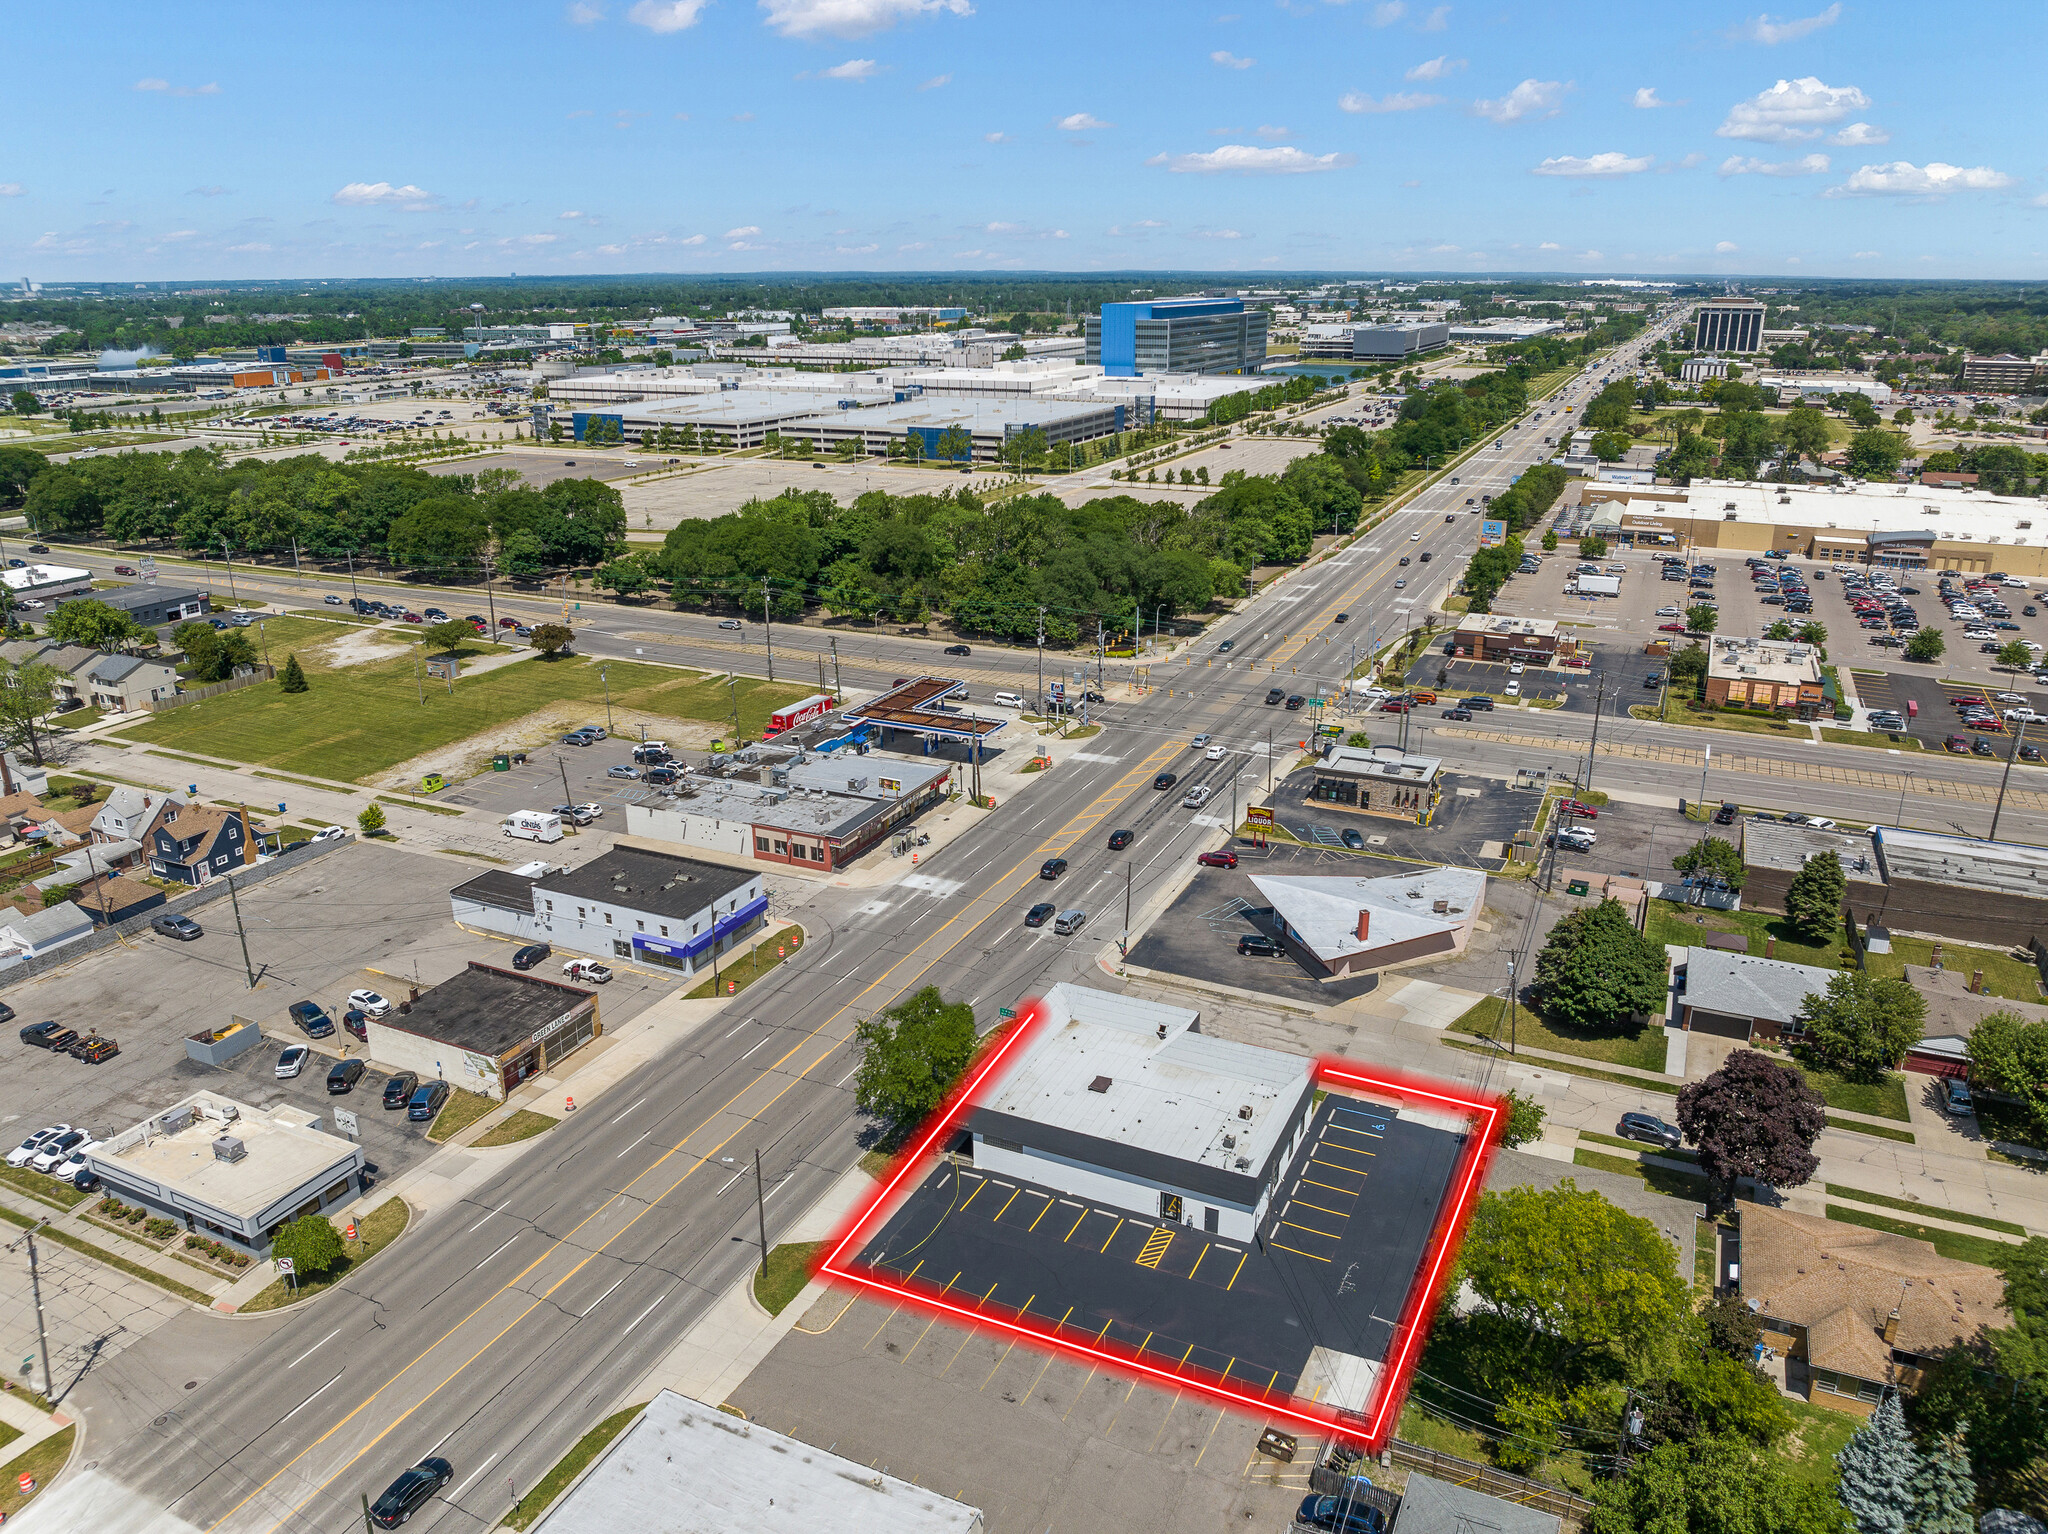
[0, 564, 94, 603]
[1754, 372, 1894, 406]
[967, 983, 1316, 1241]
[1250, 867, 1485, 980]
[1446, 319, 1567, 344]
[531, 1390, 983, 1534]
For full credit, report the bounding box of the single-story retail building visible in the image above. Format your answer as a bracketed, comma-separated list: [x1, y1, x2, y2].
[1450, 615, 1578, 664]
[56, 583, 210, 630]
[1305, 745, 1443, 822]
[967, 982, 1316, 1242]
[450, 846, 765, 974]
[366, 961, 599, 1101]
[1249, 866, 1485, 979]
[1703, 636, 1826, 716]
[529, 1389, 984, 1534]
[83, 1090, 365, 1256]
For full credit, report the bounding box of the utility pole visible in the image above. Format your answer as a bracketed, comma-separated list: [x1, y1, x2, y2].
[225, 871, 255, 988]
[727, 672, 739, 740]
[1584, 677, 1606, 795]
[600, 666, 613, 733]
[1035, 606, 1046, 713]
[558, 754, 573, 806]
[761, 582, 776, 682]
[8, 1224, 53, 1400]
[1097, 618, 1106, 696]
[220, 538, 240, 609]
[753, 1149, 770, 1276]
[414, 643, 424, 705]
[1124, 861, 1133, 944]
[1990, 719, 2028, 844]
[345, 547, 361, 609]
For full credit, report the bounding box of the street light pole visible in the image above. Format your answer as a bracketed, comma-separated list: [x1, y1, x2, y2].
[8, 1224, 54, 1401]
[1894, 771, 1914, 830]
[1990, 720, 2027, 844]
[600, 666, 613, 733]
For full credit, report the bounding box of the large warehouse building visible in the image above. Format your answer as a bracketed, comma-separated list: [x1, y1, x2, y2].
[967, 983, 1315, 1241]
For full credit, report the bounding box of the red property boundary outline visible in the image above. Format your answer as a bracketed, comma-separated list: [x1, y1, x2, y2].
[816, 999, 1504, 1448]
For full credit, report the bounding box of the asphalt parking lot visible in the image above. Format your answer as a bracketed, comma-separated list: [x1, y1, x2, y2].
[850, 1094, 1466, 1416]
[1271, 763, 1538, 867]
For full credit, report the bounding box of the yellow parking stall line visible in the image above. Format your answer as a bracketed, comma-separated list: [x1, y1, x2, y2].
[900, 1312, 941, 1363]
[1017, 1294, 1034, 1318]
[1269, 1240, 1332, 1262]
[1314, 1148, 1376, 1167]
[1137, 1331, 1153, 1356]
[980, 1339, 1019, 1390]
[1101, 1217, 1125, 1254]
[863, 1300, 906, 1350]
[1027, 1194, 1055, 1232]
[1226, 1250, 1249, 1289]
[1298, 1176, 1358, 1197]
[959, 1178, 988, 1211]
[1262, 1370, 1280, 1399]
[1187, 1243, 1208, 1282]
[905, 1259, 925, 1284]
[941, 1271, 961, 1294]
[1311, 1155, 1373, 1176]
[1280, 1218, 1340, 1241]
[1097, 1317, 1115, 1343]
[1220, 1357, 1235, 1382]
[1288, 1198, 1351, 1220]
[1063, 1206, 1091, 1242]
[977, 1282, 999, 1309]
[1177, 1342, 1196, 1371]
[993, 1186, 1022, 1222]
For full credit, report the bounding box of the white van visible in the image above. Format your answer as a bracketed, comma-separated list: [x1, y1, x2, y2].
[503, 810, 564, 843]
[1054, 909, 1088, 936]
[992, 691, 1025, 710]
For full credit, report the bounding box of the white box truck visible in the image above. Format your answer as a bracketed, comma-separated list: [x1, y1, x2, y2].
[1574, 574, 1621, 597]
[503, 810, 564, 843]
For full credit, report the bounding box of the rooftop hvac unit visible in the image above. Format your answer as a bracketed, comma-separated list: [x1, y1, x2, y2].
[212, 1135, 246, 1163]
[199, 1100, 239, 1124]
[1237, 1104, 1254, 1121]
[159, 1105, 195, 1134]
[846, 777, 868, 792]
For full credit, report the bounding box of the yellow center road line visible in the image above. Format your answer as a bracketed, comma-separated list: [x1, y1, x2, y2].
[226, 728, 1197, 1534]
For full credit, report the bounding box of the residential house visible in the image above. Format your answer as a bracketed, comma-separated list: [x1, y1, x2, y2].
[1672, 945, 1831, 1042]
[1738, 1203, 2008, 1414]
[59, 873, 165, 927]
[0, 903, 95, 969]
[145, 802, 255, 886]
[1392, 1473, 1560, 1534]
[91, 786, 185, 845]
[77, 652, 179, 713]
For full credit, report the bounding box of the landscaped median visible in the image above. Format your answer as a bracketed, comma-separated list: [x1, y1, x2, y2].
[505, 1403, 647, 1532]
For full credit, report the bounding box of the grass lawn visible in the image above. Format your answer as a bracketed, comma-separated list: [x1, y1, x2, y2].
[1825, 1204, 2016, 1267]
[1581, 1130, 1700, 1163]
[1574, 1145, 1711, 1199]
[238, 1197, 411, 1313]
[1795, 1062, 1910, 1121]
[1642, 901, 1842, 969]
[753, 1240, 825, 1316]
[683, 930, 802, 1000]
[0, 1426, 74, 1522]
[1820, 727, 1924, 753]
[1632, 692, 1812, 737]
[427, 1089, 499, 1143]
[1823, 1183, 2026, 1235]
[1863, 936, 2042, 1002]
[1779, 1402, 1856, 1490]
[1440, 1035, 1681, 1094]
[506, 1404, 646, 1531]
[1830, 1115, 1915, 1143]
[1448, 995, 1671, 1074]
[0, 1166, 89, 1211]
[113, 652, 813, 784]
[859, 1149, 895, 1181]
[474, 1110, 558, 1148]
[232, 614, 371, 662]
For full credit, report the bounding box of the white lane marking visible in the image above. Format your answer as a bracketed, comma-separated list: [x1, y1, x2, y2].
[467, 1200, 510, 1233]
[615, 1129, 650, 1158]
[716, 1167, 748, 1197]
[762, 1174, 796, 1205]
[582, 1276, 626, 1317]
[610, 1096, 647, 1123]
[288, 1329, 340, 1369]
[281, 1372, 344, 1424]
[450, 1454, 500, 1501]
[738, 1032, 776, 1062]
[623, 1291, 671, 1337]
[835, 1063, 860, 1087]
[476, 1232, 519, 1270]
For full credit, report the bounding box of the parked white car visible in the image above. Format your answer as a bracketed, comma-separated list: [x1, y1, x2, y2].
[2007, 708, 2042, 724]
[346, 989, 393, 1017]
[563, 960, 614, 984]
[275, 1044, 309, 1079]
[1504, 680, 1522, 697]
[312, 826, 347, 843]
[6, 1125, 71, 1169]
[29, 1131, 87, 1174]
[51, 1146, 96, 1182]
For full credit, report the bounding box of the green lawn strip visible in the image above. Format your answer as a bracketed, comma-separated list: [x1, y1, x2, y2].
[49, 767, 170, 793]
[1642, 900, 1844, 969]
[427, 1089, 499, 1143]
[0, 1426, 75, 1522]
[1632, 694, 1812, 737]
[1823, 1184, 2026, 1235]
[1828, 1115, 1915, 1143]
[236, 1197, 411, 1314]
[444, 848, 509, 864]
[252, 769, 352, 792]
[474, 1110, 559, 1148]
[753, 1240, 826, 1316]
[1824, 1204, 2016, 1266]
[1778, 1401, 1860, 1489]
[1862, 936, 2042, 1002]
[0, 1167, 88, 1211]
[1447, 994, 1670, 1073]
[858, 1150, 894, 1182]
[34, 1225, 214, 1304]
[1440, 1036, 1682, 1094]
[682, 933, 801, 1000]
[376, 795, 465, 816]
[0, 1421, 18, 1457]
[1575, 1146, 1711, 1198]
[114, 654, 812, 784]
[506, 1404, 647, 1531]
[1819, 727, 1924, 753]
[1797, 1063, 1910, 1121]
[1579, 1130, 1701, 1163]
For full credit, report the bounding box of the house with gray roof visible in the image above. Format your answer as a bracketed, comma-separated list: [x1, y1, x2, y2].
[0, 902, 95, 969]
[1391, 1472, 1560, 1534]
[1673, 945, 1832, 1042]
[76, 651, 179, 713]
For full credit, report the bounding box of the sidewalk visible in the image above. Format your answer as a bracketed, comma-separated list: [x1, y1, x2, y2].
[0, 1386, 73, 1464]
[0, 1185, 237, 1304]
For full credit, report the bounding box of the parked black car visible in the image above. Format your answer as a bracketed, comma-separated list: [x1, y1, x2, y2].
[287, 1001, 335, 1039]
[150, 913, 202, 940]
[407, 1080, 451, 1122]
[1618, 1111, 1683, 1150]
[327, 1059, 365, 1094]
[382, 1071, 419, 1109]
[370, 1458, 453, 1528]
[1238, 933, 1279, 957]
[511, 943, 550, 971]
[1296, 1493, 1385, 1534]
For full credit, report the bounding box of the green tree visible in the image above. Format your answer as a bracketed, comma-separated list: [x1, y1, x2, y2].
[1845, 428, 1908, 480]
[1965, 1011, 2048, 1137]
[528, 622, 574, 657]
[1797, 620, 1828, 651]
[278, 654, 308, 694]
[1784, 848, 1847, 939]
[424, 618, 474, 653]
[1797, 970, 1924, 1081]
[1001, 342, 1027, 361]
[1580, 533, 1609, 558]
[1678, 1049, 1827, 1214]
[271, 1213, 345, 1279]
[1836, 1394, 1918, 1534]
[1541, 529, 1558, 552]
[1700, 1290, 1763, 1361]
[1782, 406, 1832, 464]
[1498, 1090, 1545, 1148]
[0, 657, 63, 766]
[1842, 392, 1881, 429]
[43, 598, 145, 652]
[1591, 1437, 1849, 1534]
[1532, 896, 1668, 1032]
[1671, 834, 1744, 891]
[1904, 626, 1945, 662]
[8, 390, 38, 418]
[357, 802, 386, 837]
[1685, 603, 1719, 636]
[1908, 1425, 1975, 1534]
[852, 986, 977, 1143]
[933, 424, 974, 464]
[0, 444, 46, 506]
[1589, 430, 1632, 462]
[1670, 642, 1709, 688]
[595, 554, 656, 598]
[1997, 639, 2034, 681]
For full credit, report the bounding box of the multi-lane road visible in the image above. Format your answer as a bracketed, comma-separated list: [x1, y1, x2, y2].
[32, 312, 2048, 1533]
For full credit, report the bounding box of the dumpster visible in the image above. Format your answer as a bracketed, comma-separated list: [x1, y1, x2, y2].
[491, 754, 510, 771]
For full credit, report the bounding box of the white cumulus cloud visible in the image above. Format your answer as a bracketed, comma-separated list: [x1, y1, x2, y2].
[1717, 77, 1868, 143]
[1632, 87, 1680, 108]
[1831, 122, 1889, 146]
[1211, 50, 1254, 68]
[918, 73, 950, 89]
[1147, 144, 1357, 174]
[1474, 79, 1568, 124]
[1538, 241, 1561, 250]
[984, 131, 1010, 142]
[1531, 151, 1653, 177]
[1405, 54, 1463, 81]
[1418, 4, 1449, 28]
[331, 181, 441, 211]
[680, 233, 707, 244]
[1369, 1, 1404, 23]
[566, 1, 604, 22]
[134, 78, 221, 96]
[0, 184, 21, 198]
[1715, 241, 1739, 253]
[820, 57, 879, 79]
[1718, 153, 1830, 176]
[627, 0, 709, 31]
[725, 225, 762, 237]
[1338, 91, 1441, 113]
[1826, 161, 2015, 198]
[1058, 112, 1110, 131]
[1728, 2, 1841, 44]
[760, 0, 972, 39]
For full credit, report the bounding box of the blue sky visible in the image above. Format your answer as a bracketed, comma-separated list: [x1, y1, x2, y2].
[2, 0, 2040, 282]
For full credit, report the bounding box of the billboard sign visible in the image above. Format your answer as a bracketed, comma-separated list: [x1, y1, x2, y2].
[1479, 520, 1507, 548]
[1245, 805, 1276, 827]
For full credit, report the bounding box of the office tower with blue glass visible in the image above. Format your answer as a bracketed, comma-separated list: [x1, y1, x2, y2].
[1084, 298, 1270, 377]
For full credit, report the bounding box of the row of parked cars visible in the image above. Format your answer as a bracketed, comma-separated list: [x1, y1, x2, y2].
[4, 1123, 99, 1188]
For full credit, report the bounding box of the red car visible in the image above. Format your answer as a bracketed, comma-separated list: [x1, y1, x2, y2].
[498, 616, 518, 628]
[1558, 799, 1599, 819]
[1196, 850, 1238, 869]
[1952, 695, 1986, 708]
[1657, 621, 1685, 633]
[402, 612, 423, 623]
[1379, 700, 1410, 713]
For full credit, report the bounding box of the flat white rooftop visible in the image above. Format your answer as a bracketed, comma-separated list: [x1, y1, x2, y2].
[1251, 867, 1484, 965]
[92, 1091, 356, 1218]
[1671, 478, 2044, 545]
[531, 1390, 984, 1534]
[981, 983, 1312, 1178]
[1707, 636, 1823, 686]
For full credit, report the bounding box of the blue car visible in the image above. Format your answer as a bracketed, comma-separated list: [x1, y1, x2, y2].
[287, 1000, 335, 1039]
[1297, 1493, 1385, 1534]
[407, 1079, 450, 1122]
